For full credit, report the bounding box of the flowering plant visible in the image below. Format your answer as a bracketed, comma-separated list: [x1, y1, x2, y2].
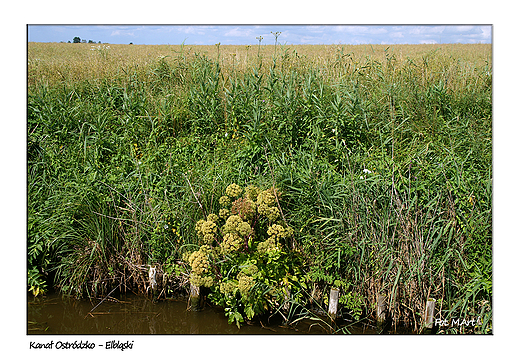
[185, 183, 303, 327]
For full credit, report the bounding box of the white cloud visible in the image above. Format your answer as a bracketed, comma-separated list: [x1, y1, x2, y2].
[420, 39, 438, 44]
[332, 26, 369, 34]
[367, 27, 388, 35]
[389, 31, 404, 39]
[305, 26, 328, 33]
[454, 26, 475, 32]
[224, 27, 254, 38]
[299, 36, 315, 44]
[197, 26, 219, 32]
[176, 26, 207, 35]
[409, 26, 445, 35]
[481, 26, 492, 38]
[111, 30, 134, 37]
[349, 38, 365, 45]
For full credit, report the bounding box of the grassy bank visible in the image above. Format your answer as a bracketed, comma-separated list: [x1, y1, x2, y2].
[27, 42, 492, 333]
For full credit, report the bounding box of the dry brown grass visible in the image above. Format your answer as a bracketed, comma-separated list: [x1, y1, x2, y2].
[28, 42, 491, 88]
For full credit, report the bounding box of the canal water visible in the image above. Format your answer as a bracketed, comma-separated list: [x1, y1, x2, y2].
[28, 292, 360, 335]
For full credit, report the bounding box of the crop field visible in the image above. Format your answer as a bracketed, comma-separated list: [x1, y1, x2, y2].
[27, 41, 492, 333]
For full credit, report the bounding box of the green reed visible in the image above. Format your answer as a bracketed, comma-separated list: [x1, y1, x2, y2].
[27, 43, 491, 333]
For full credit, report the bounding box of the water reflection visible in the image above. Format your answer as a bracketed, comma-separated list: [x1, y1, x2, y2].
[28, 293, 327, 335]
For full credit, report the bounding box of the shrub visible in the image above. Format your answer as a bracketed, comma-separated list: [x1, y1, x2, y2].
[186, 183, 302, 327]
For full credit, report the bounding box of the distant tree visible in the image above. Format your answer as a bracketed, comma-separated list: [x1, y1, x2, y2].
[98, 41, 101, 44]
[129, 42, 133, 45]
[73, 36, 81, 43]
[88, 40, 94, 43]
[68, 41, 71, 43]
[81, 39, 86, 43]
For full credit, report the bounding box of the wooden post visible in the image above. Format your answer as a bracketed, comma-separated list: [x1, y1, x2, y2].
[328, 288, 340, 320]
[148, 266, 157, 300]
[148, 266, 157, 290]
[282, 287, 291, 313]
[424, 298, 436, 332]
[189, 283, 201, 311]
[376, 294, 387, 329]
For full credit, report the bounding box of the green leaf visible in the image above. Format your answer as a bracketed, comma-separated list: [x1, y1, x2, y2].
[245, 305, 255, 320]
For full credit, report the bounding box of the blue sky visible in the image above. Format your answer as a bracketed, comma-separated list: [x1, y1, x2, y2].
[28, 25, 492, 45]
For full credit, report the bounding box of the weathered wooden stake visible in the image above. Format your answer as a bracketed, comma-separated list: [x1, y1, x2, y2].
[424, 298, 436, 330]
[189, 283, 201, 311]
[376, 294, 387, 329]
[328, 287, 340, 320]
[282, 287, 291, 313]
[148, 266, 157, 290]
[148, 266, 157, 300]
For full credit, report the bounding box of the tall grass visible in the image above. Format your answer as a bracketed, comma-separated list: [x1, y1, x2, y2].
[27, 42, 492, 333]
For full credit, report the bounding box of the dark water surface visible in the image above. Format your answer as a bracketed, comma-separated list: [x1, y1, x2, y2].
[28, 292, 343, 335]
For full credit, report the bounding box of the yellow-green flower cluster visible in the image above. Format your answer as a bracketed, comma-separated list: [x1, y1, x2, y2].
[256, 236, 279, 254]
[256, 188, 276, 207]
[207, 213, 219, 223]
[237, 272, 255, 297]
[223, 215, 252, 237]
[241, 263, 259, 276]
[190, 273, 214, 288]
[257, 224, 293, 254]
[219, 208, 230, 219]
[219, 279, 238, 295]
[244, 185, 261, 202]
[220, 232, 242, 254]
[188, 183, 297, 299]
[264, 206, 280, 222]
[195, 219, 205, 235]
[195, 219, 218, 244]
[267, 224, 294, 240]
[188, 245, 210, 273]
[225, 183, 242, 198]
[256, 188, 281, 222]
[188, 245, 214, 287]
[219, 195, 231, 207]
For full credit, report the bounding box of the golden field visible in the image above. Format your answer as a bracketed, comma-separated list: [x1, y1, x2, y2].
[28, 42, 492, 89]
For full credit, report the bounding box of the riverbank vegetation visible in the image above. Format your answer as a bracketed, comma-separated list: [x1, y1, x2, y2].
[27, 42, 492, 333]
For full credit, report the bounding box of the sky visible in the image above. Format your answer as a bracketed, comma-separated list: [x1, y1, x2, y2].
[27, 25, 492, 46]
